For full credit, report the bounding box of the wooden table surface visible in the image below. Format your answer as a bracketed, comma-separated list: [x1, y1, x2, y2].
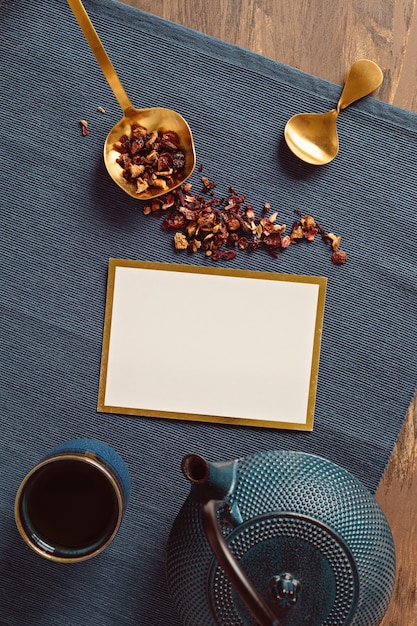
[120, 1, 417, 623]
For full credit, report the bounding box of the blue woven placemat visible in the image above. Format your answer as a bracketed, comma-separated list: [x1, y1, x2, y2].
[1, 0, 417, 624]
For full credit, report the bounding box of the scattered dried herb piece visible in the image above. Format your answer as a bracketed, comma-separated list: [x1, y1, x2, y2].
[79, 120, 89, 136]
[173, 232, 188, 250]
[114, 124, 186, 196]
[143, 174, 347, 265]
[289, 214, 348, 264]
[331, 249, 348, 265]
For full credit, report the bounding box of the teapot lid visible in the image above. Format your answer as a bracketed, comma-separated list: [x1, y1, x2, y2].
[208, 511, 359, 625]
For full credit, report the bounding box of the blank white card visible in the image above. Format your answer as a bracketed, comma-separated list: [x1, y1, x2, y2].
[98, 260, 326, 430]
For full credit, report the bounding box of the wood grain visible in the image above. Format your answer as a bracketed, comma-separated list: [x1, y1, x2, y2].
[119, 1, 417, 622]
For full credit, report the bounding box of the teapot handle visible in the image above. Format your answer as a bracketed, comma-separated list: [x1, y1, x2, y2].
[202, 499, 282, 626]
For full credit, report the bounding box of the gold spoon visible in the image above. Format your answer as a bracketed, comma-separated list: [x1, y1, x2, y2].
[284, 59, 383, 165]
[66, 0, 196, 200]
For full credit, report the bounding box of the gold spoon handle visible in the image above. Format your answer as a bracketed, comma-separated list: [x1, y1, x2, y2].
[66, 0, 134, 114]
[337, 59, 383, 112]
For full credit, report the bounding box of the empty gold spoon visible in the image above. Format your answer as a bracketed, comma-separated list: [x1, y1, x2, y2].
[67, 0, 196, 200]
[284, 59, 383, 165]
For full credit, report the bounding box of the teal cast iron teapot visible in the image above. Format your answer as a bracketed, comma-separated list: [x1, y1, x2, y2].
[166, 450, 396, 625]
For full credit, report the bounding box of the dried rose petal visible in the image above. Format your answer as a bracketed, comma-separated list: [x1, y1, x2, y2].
[222, 250, 237, 261]
[263, 232, 282, 248]
[281, 235, 291, 248]
[160, 131, 180, 146]
[161, 194, 175, 210]
[162, 213, 186, 230]
[305, 228, 317, 242]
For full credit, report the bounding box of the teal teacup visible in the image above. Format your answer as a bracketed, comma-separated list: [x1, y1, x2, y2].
[14, 438, 130, 563]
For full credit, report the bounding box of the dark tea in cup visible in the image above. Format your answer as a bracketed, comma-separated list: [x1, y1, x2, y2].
[15, 439, 130, 562]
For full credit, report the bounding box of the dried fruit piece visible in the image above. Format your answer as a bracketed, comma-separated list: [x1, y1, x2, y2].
[332, 249, 348, 265]
[174, 232, 188, 250]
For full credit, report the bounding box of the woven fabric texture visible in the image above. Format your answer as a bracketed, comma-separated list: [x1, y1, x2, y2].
[1, 0, 417, 624]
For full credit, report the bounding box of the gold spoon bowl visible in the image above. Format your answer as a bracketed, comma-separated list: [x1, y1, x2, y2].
[67, 0, 196, 200]
[284, 60, 383, 165]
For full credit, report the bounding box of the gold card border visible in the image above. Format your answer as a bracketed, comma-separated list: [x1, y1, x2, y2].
[97, 259, 327, 431]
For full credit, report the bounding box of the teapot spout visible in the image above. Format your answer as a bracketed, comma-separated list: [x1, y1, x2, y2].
[181, 453, 237, 500]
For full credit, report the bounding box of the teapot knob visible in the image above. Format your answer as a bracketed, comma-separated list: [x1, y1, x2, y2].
[270, 573, 301, 610]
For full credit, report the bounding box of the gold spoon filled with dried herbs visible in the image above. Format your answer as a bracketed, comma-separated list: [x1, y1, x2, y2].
[67, 0, 196, 200]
